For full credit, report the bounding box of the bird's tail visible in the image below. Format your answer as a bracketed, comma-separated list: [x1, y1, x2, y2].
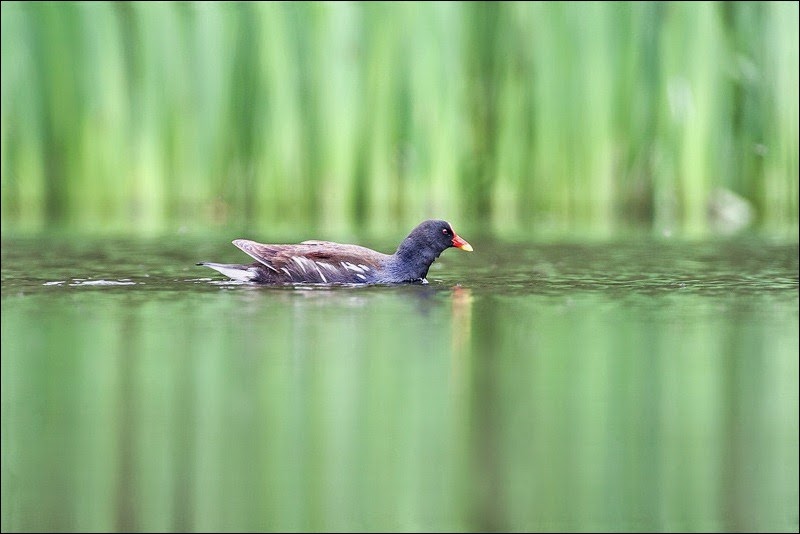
[196, 262, 258, 282]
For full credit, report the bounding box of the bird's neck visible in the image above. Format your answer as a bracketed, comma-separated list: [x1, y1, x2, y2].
[391, 241, 441, 281]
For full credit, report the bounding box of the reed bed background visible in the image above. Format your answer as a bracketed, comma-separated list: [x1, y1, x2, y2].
[1, 1, 798, 238]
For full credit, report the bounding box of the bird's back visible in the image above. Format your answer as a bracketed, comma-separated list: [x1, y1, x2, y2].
[231, 239, 391, 283]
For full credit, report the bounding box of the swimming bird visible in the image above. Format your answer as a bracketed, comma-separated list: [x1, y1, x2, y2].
[197, 219, 473, 284]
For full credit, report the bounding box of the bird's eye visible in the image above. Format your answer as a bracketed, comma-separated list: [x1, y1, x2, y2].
[442, 228, 450, 235]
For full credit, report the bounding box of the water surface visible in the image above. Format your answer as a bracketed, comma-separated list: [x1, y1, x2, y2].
[2, 235, 798, 532]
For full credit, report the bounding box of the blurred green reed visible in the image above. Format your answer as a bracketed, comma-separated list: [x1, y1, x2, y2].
[1, 1, 797, 237]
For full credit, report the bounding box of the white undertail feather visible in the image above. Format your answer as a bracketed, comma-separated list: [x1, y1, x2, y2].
[201, 263, 258, 282]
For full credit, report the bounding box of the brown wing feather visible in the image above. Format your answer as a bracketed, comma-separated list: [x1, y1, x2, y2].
[232, 239, 389, 283]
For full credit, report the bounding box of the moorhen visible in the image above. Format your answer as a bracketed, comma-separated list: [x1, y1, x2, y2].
[197, 219, 473, 284]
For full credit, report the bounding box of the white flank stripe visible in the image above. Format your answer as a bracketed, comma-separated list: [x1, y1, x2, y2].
[314, 264, 327, 283]
[317, 262, 338, 273]
[341, 262, 364, 273]
[358, 264, 371, 271]
[356, 274, 367, 280]
[292, 256, 307, 273]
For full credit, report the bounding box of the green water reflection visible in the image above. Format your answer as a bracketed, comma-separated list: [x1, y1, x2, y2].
[1, 238, 798, 532]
